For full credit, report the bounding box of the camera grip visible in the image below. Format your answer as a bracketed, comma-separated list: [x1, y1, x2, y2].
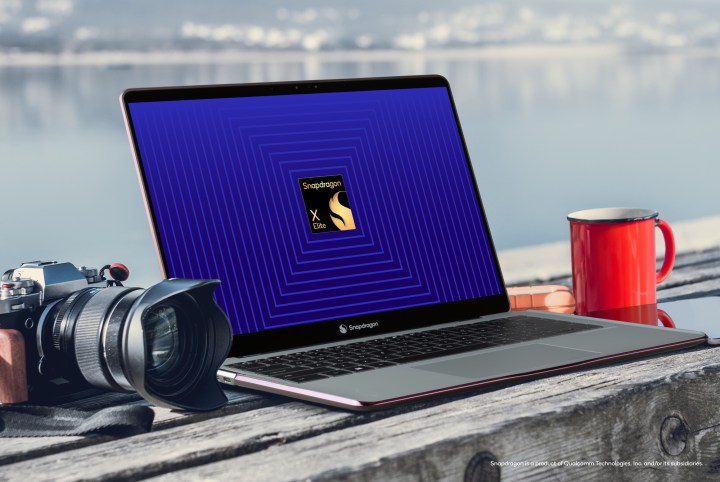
[0, 329, 29, 404]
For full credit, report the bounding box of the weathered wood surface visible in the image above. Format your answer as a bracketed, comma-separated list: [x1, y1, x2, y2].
[151, 348, 720, 482]
[0, 246, 718, 481]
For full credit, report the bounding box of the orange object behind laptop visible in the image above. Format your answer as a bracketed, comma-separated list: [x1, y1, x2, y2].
[507, 285, 576, 314]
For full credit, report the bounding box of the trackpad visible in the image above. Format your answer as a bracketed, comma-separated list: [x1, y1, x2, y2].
[416, 344, 599, 380]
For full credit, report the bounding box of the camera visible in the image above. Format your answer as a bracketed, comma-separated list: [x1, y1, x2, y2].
[0, 261, 232, 411]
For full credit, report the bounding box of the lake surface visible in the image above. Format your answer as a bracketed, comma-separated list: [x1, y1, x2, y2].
[2, 51, 719, 286]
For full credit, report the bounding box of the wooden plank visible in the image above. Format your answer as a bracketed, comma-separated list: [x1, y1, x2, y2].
[657, 252, 720, 300]
[0, 387, 483, 479]
[659, 260, 720, 290]
[0, 345, 717, 481]
[671, 248, 720, 269]
[658, 278, 720, 302]
[146, 347, 720, 481]
[0, 401, 355, 481]
[0, 388, 271, 466]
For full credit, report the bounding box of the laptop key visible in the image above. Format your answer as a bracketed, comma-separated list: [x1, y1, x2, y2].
[350, 358, 383, 365]
[258, 367, 310, 377]
[321, 369, 353, 377]
[280, 367, 332, 377]
[297, 361, 328, 368]
[228, 362, 264, 370]
[389, 351, 422, 359]
[331, 362, 370, 370]
[251, 363, 294, 373]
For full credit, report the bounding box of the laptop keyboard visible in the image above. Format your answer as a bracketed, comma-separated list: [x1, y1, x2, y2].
[227, 315, 600, 383]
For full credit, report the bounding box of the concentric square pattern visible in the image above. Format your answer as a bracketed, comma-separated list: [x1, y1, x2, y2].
[129, 87, 502, 334]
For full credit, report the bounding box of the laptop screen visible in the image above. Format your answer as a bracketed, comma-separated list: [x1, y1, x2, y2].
[124, 77, 507, 355]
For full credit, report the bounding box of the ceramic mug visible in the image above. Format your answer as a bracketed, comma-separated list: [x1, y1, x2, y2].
[567, 208, 675, 314]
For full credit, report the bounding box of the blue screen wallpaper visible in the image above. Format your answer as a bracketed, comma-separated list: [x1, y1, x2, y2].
[129, 87, 502, 335]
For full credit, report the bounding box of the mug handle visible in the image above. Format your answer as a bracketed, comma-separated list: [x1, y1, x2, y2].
[657, 308, 676, 328]
[656, 219, 675, 284]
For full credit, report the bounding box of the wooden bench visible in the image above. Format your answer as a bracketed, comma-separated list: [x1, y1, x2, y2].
[2, 245, 719, 481]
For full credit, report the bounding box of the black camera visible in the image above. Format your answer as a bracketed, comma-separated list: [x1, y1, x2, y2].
[0, 261, 232, 411]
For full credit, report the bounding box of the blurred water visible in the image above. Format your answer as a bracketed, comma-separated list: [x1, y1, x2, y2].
[1, 52, 718, 287]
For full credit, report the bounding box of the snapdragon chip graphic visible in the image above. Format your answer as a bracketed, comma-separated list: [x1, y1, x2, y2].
[298, 175, 356, 234]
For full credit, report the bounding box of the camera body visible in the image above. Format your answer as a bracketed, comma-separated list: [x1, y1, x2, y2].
[0, 260, 232, 411]
[0, 261, 110, 403]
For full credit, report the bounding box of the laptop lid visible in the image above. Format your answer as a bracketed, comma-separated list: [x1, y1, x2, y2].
[121, 75, 509, 357]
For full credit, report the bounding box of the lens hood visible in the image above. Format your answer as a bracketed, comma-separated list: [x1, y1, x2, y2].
[122, 279, 232, 411]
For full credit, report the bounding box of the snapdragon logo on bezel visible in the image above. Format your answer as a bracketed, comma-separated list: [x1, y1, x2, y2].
[339, 322, 379, 334]
[298, 175, 356, 234]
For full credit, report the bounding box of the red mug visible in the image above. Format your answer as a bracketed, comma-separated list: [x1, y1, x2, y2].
[568, 208, 675, 314]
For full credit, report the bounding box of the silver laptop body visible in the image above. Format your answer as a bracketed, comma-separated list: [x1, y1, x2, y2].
[121, 76, 705, 410]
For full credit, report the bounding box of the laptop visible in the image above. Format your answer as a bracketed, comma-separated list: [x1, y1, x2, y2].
[121, 75, 705, 410]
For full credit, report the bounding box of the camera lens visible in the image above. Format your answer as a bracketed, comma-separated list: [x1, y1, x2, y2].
[138, 294, 208, 402]
[42, 280, 231, 411]
[144, 304, 179, 369]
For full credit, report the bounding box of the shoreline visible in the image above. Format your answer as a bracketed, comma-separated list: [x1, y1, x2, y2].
[3, 44, 720, 67]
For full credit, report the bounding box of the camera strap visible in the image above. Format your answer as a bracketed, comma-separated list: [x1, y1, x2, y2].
[0, 404, 154, 437]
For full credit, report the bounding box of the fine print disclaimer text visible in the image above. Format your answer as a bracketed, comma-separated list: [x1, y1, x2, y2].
[490, 460, 703, 468]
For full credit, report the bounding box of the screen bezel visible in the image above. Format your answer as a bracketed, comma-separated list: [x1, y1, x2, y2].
[121, 75, 510, 357]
